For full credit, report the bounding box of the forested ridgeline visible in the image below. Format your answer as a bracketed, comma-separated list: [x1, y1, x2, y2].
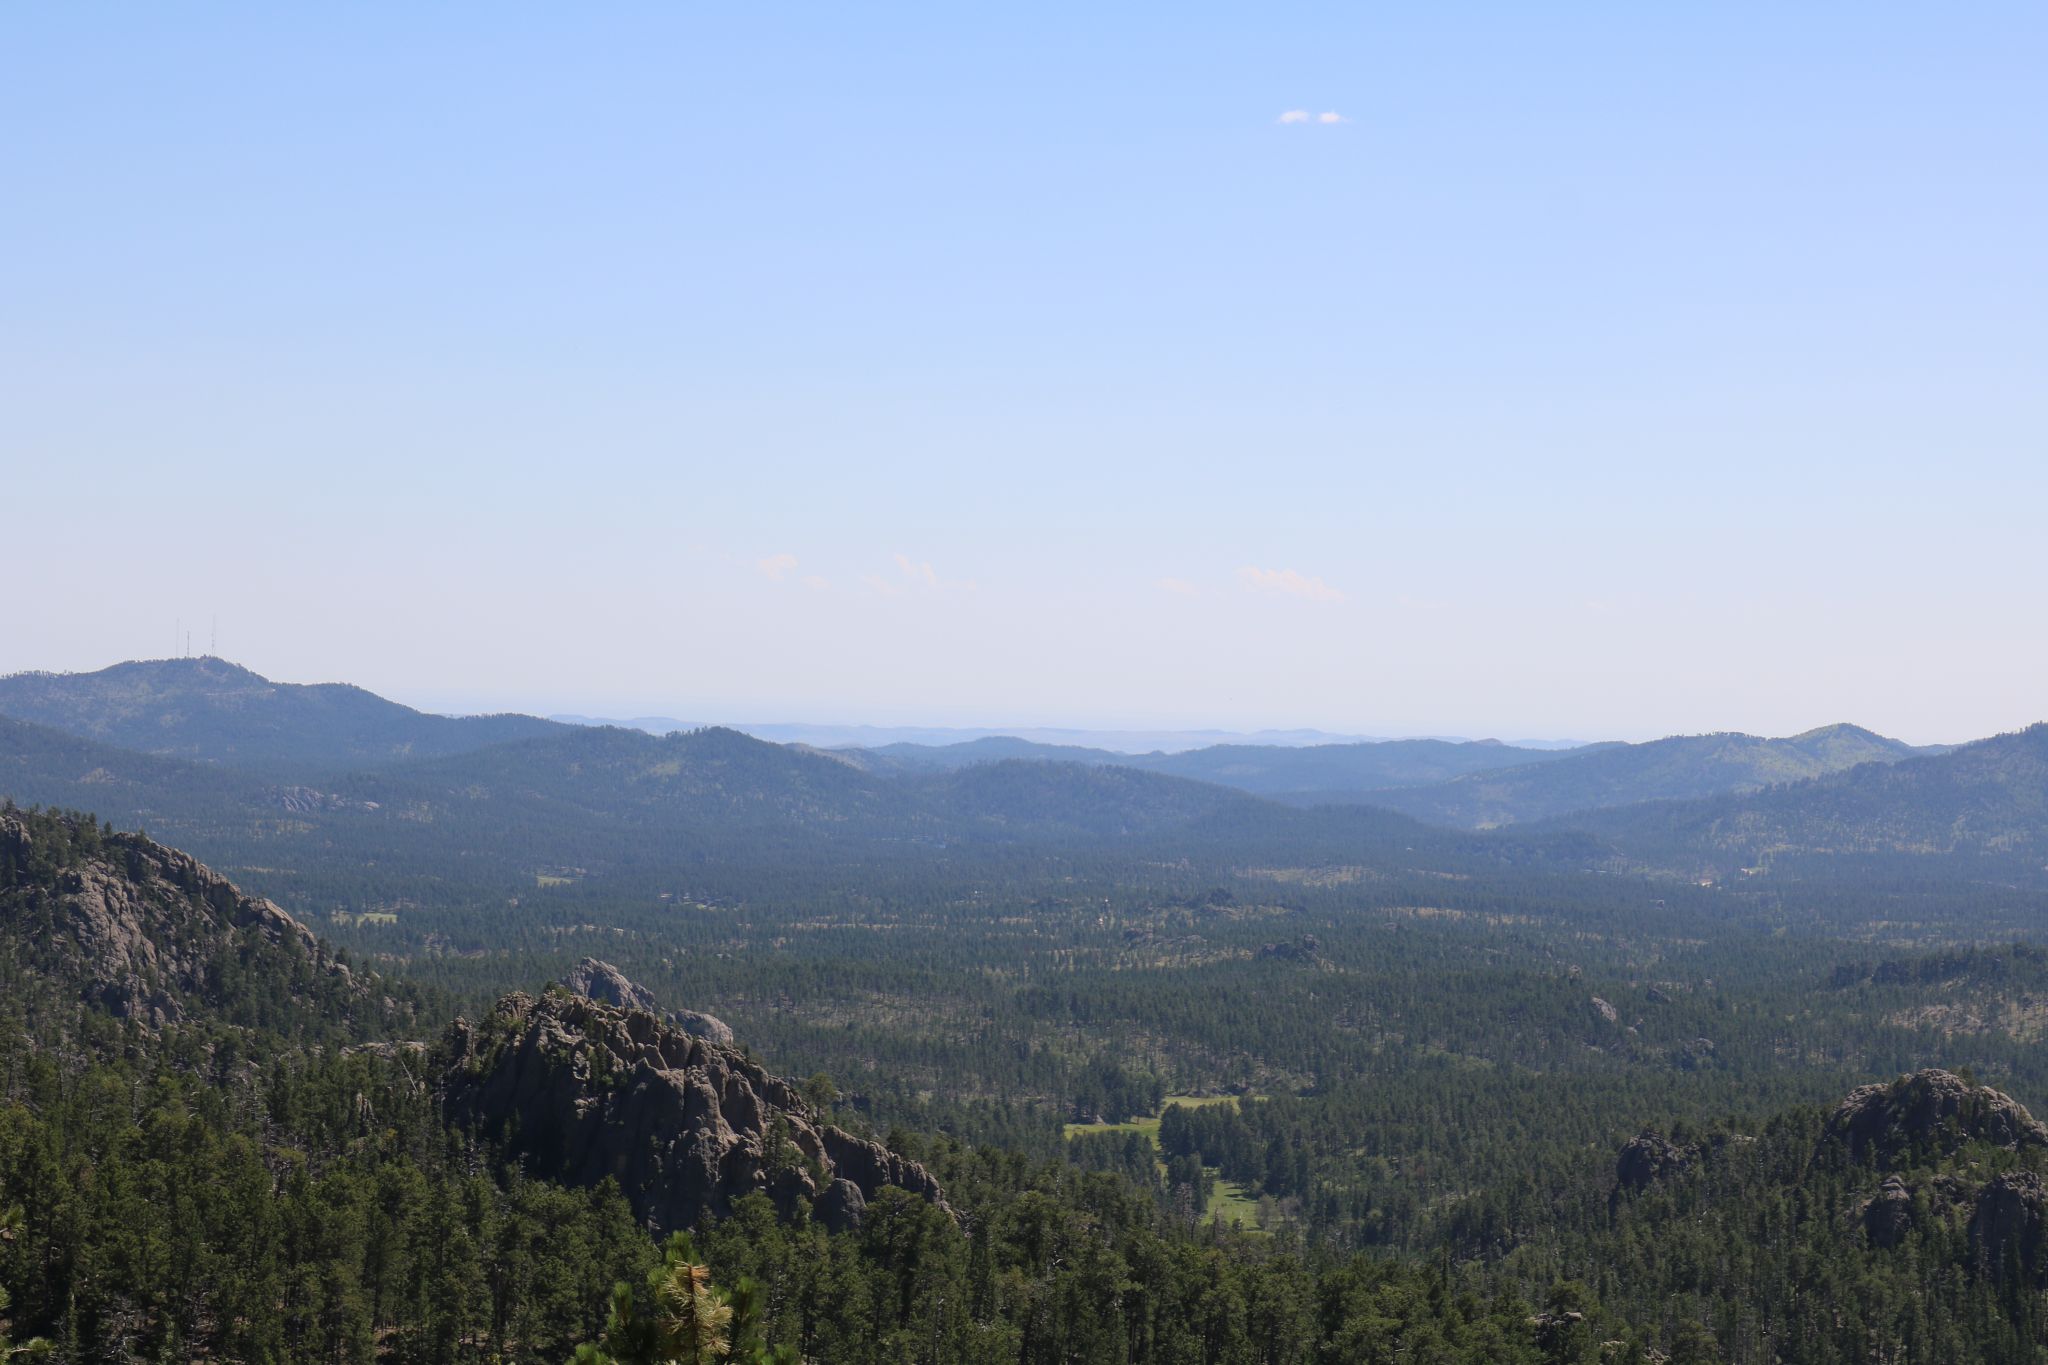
[0, 808, 1602, 1362]
[8, 807, 2048, 1360]
[7, 653, 2048, 1365]
[5, 666, 2043, 930]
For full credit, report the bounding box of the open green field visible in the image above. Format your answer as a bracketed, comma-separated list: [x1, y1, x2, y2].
[1065, 1095, 1264, 1228]
[1061, 1093, 1241, 1142]
[1204, 1179, 1261, 1227]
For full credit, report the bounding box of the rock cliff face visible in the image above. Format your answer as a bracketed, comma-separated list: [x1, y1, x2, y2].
[1823, 1069, 2048, 1168]
[441, 990, 946, 1233]
[1614, 1130, 1694, 1192]
[1969, 1172, 2048, 1284]
[0, 808, 355, 1027]
[559, 957, 734, 1044]
[1862, 1176, 1915, 1248]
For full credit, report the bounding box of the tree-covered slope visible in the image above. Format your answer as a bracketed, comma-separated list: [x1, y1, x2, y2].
[1576, 723, 2048, 869]
[1134, 736, 1586, 800]
[1370, 724, 1932, 828]
[849, 734, 1587, 802]
[0, 657, 565, 776]
[0, 804, 417, 1043]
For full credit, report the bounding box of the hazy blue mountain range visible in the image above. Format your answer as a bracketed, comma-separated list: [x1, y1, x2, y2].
[0, 661, 2029, 901]
[849, 734, 1592, 802]
[551, 714, 1592, 753]
[1364, 724, 1945, 829]
[0, 708, 1506, 921]
[1573, 723, 2048, 869]
[0, 657, 564, 777]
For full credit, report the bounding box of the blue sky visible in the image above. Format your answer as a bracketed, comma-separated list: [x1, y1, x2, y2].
[4, 4, 2043, 741]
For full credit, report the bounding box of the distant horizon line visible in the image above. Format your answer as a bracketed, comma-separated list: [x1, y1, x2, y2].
[540, 714, 1602, 755]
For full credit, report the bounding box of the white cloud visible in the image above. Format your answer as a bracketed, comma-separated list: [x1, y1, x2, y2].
[1277, 109, 1311, 125]
[1317, 111, 1346, 125]
[756, 553, 799, 582]
[1239, 566, 1345, 602]
[864, 553, 975, 598]
[893, 553, 940, 590]
[1157, 577, 1198, 597]
[801, 574, 832, 592]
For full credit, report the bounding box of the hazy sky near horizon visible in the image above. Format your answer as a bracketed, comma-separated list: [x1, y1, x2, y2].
[4, 5, 2044, 743]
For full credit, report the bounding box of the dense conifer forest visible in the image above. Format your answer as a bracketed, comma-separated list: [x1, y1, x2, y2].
[6, 665, 2048, 1361]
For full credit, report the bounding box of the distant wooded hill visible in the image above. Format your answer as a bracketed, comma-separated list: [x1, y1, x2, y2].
[0, 660, 2033, 902]
[0, 656, 563, 777]
[849, 733, 1590, 800]
[1361, 724, 1943, 828]
[1562, 723, 2048, 870]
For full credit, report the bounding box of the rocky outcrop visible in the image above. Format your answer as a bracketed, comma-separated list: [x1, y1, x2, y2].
[1256, 935, 1326, 966]
[562, 957, 662, 1013]
[441, 991, 946, 1233]
[1824, 1070, 2048, 1169]
[559, 957, 735, 1045]
[1970, 1172, 2048, 1283]
[0, 808, 353, 1027]
[1615, 1130, 1695, 1191]
[1862, 1176, 1915, 1248]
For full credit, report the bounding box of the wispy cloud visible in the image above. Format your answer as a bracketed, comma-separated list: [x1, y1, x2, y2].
[864, 553, 976, 598]
[756, 553, 799, 582]
[1157, 577, 1198, 597]
[893, 553, 940, 590]
[1239, 566, 1345, 602]
[801, 574, 832, 592]
[1277, 109, 1347, 126]
[1317, 111, 1346, 124]
[1277, 109, 1311, 125]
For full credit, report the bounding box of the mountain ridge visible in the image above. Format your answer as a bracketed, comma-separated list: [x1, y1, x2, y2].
[1365, 724, 1939, 829]
[0, 657, 566, 777]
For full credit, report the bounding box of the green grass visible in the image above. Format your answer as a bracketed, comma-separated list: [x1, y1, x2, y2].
[1063, 1115, 1163, 1141]
[1205, 1178, 1262, 1227]
[1063, 1095, 1267, 1228]
[1061, 1093, 1243, 1141]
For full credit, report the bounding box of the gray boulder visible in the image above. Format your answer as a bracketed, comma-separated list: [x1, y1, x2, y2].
[559, 957, 735, 1044]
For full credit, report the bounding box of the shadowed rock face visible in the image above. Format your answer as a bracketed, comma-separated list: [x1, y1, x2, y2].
[1615, 1130, 1694, 1192]
[1863, 1177, 1915, 1249]
[1824, 1070, 2048, 1169]
[558, 957, 734, 1045]
[441, 991, 946, 1234]
[0, 809, 351, 1027]
[1970, 1172, 2048, 1284]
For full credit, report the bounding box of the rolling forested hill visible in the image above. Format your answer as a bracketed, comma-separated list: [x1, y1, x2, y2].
[6, 665, 2048, 1362]
[0, 693, 1564, 912]
[1577, 723, 2048, 870]
[0, 657, 564, 776]
[1132, 736, 1587, 799]
[851, 734, 1584, 801]
[1367, 723, 1935, 828]
[851, 726, 1942, 821]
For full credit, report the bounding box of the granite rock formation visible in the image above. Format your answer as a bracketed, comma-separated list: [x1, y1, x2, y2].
[0, 808, 355, 1027]
[441, 990, 946, 1233]
[1824, 1069, 2048, 1169]
[559, 956, 734, 1045]
[1970, 1171, 2048, 1283]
